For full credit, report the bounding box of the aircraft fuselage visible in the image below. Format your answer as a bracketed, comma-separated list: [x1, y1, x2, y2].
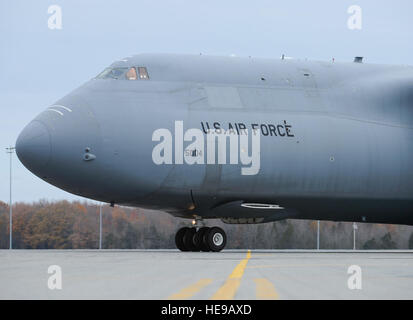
[16, 54, 413, 226]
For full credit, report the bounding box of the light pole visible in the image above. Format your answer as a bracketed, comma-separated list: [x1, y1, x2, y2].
[353, 222, 357, 250]
[317, 220, 320, 250]
[99, 203, 102, 249]
[6, 146, 15, 250]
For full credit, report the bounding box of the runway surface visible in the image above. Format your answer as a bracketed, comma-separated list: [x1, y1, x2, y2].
[1, 250, 412, 299]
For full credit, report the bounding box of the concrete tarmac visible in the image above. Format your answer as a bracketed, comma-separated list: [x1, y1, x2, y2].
[0, 250, 412, 299]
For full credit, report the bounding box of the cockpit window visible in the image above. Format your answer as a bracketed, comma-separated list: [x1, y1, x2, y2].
[125, 67, 137, 80]
[138, 67, 149, 80]
[96, 67, 128, 79]
[95, 66, 150, 80]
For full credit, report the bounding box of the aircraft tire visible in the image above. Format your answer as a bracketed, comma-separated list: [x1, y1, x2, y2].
[206, 227, 226, 252]
[183, 227, 197, 251]
[195, 227, 210, 252]
[175, 227, 190, 251]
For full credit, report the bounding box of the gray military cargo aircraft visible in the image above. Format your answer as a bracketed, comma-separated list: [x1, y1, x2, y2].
[16, 53, 413, 251]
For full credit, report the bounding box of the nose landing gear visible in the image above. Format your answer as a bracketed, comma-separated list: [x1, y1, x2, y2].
[175, 225, 227, 252]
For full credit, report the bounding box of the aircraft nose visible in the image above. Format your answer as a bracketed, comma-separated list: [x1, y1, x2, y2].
[16, 121, 51, 174]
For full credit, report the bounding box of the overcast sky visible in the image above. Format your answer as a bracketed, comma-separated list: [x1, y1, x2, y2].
[1, 0, 412, 203]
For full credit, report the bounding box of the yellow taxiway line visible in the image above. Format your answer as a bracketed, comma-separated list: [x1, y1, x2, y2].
[254, 278, 279, 300]
[167, 278, 213, 300]
[210, 250, 252, 300]
[167, 250, 280, 300]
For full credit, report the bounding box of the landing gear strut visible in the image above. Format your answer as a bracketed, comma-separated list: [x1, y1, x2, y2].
[175, 225, 227, 252]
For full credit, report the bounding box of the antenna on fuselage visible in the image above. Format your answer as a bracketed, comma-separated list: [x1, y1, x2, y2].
[354, 56, 364, 63]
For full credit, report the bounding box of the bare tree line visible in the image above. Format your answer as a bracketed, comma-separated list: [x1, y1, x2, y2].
[0, 200, 412, 249]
